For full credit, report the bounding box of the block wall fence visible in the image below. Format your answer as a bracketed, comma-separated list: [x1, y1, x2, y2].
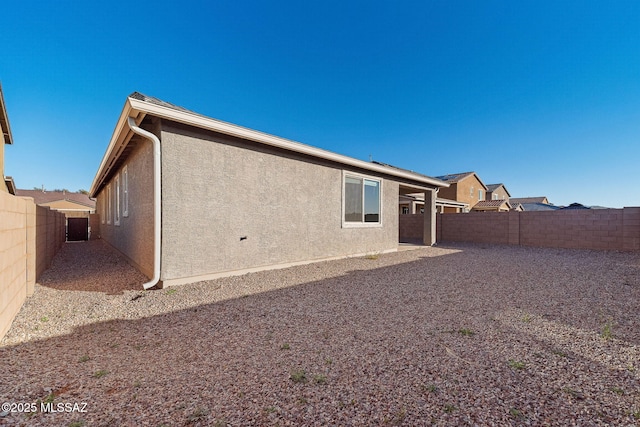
[399, 207, 640, 251]
[0, 191, 65, 340]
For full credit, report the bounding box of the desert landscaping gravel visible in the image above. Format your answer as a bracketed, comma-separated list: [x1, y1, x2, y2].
[1, 240, 639, 426]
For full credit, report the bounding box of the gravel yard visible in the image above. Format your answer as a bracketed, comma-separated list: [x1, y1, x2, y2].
[1, 240, 639, 426]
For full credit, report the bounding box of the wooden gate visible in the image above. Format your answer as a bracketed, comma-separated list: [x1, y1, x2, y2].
[67, 217, 89, 241]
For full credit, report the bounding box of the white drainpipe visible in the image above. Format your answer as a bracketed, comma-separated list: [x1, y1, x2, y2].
[126, 116, 161, 290]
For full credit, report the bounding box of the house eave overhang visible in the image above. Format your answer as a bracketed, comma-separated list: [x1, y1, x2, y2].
[0, 84, 14, 145]
[5, 176, 16, 195]
[91, 95, 448, 197]
[90, 99, 139, 197]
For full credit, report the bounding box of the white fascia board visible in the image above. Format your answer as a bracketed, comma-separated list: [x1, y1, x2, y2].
[127, 97, 449, 189]
[89, 101, 136, 197]
[91, 96, 449, 196]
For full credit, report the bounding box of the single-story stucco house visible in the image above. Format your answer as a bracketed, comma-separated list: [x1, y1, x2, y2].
[90, 93, 448, 288]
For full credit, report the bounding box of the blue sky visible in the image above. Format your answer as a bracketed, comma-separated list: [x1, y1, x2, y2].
[2, 1, 639, 207]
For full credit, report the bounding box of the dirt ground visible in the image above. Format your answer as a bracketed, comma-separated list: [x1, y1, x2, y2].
[1, 241, 639, 426]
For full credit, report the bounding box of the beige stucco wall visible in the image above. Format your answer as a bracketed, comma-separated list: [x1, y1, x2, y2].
[96, 139, 155, 278]
[159, 121, 399, 283]
[488, 187, 509, 201]
[438, 175, 486, 208]
[0, 191, 30, 340]
[0, 192, 64, 341]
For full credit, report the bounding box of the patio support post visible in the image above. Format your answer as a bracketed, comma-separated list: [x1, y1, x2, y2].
[423, 188, 436, 245]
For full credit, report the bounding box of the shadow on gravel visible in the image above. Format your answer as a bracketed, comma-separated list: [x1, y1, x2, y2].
[38, 240, 148, 294]
[2, 244, 639, 426]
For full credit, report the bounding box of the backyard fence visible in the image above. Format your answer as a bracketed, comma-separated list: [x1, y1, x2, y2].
[0, 191, 65, 340]
[400, 207, 640, 251]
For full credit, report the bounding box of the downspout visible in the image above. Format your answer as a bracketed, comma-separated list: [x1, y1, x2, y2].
[126, 116, 161, 290]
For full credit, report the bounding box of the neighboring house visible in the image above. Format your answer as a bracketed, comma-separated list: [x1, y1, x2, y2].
[510, 197, 557, 212]
[15, 190, 96, 241]
[471, 199, 512, 212]
[519, 203, 559, 212]
[435, 171, 488, 212]
[90, 93, 448, 288]
[510, 196, 550, 205]
[510, 202, 524, 212]
[485, 183, 511, 201]
[14, 189, 96, 218]
[560, 202, 590, 210]
[0, 83, 14, 194]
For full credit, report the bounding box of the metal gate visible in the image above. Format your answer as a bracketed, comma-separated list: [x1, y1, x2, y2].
[67, 217, 89, 241]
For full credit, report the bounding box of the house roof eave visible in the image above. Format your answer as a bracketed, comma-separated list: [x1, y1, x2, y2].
[0, 83, 14, 145]
[92, 94, 449, 197]
[127, 95, 449, 189]
[90, 99, 141, 197]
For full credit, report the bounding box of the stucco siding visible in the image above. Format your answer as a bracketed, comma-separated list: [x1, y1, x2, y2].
[96, 141, 155, 278]
[160, 121, 398, 282]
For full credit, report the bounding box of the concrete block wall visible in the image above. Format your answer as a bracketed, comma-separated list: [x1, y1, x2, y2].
[622, 207, 640, 250]
[0, 192, 65, 341]
[35, 205, 65, 278]
[439, 211, 510, 244]
[519, 210, 624, 250]
[433, 208, 640, 251]
[399, 214, 424, 242]
[0, 192, 30, 340]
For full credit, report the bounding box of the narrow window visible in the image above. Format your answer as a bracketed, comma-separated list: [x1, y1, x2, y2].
[478, 190, 483, 201]
[493, 193, 498, 200]
[364, 179, 380, 222]
[114, 175, 121, 226]
[101, 191, 105, 224]
[343, 173, 381, 226]
[344, 176, 363, 222]
[123, 165, 129, 217]
[401, 206, 409, 215]
[107, 184, 112, 224]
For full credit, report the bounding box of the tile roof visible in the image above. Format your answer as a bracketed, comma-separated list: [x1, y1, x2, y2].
[473, 199, 510, 208]
[434, 171, 476, 183]
[510, 197, 548, 204]
[15, 190, 96, 208]
[560, 202, 590, 210]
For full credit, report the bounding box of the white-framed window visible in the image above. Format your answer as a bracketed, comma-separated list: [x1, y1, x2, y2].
[470, 186, 474, 197]
[114, 174, 121, 226]
[478, 190, 483, 201]
[107, 184, 112, 224]
[101, 191, 105, 224]
[401, 206, 409, 215]
[493, 193, 498, 200]
[122, 165, 129, 217]
[342, 172, 382, 227]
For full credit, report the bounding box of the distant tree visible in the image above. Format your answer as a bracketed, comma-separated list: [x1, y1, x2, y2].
[78, 189, 89, 195]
